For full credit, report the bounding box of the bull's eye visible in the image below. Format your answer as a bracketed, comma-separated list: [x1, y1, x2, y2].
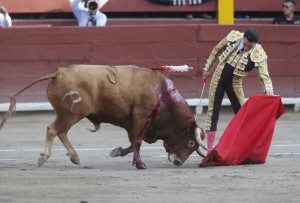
[187, 140, 195, 148]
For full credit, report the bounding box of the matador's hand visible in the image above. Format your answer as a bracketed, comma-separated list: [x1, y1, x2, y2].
[265, 89, 274, 96]
[202, 70, 210, 80]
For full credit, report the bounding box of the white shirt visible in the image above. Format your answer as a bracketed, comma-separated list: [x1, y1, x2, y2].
[0, 12, 12, 28]
[70, 0, 107, 27]
[237, 40, 244, 52]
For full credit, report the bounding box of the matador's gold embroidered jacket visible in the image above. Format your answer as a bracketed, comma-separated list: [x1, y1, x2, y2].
[204, 30, 273, 93]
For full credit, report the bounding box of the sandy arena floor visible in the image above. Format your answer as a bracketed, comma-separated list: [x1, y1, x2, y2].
[0, 107, 299, 203]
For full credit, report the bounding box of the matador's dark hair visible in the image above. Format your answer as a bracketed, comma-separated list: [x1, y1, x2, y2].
[244, 28, 260, 43]
[284, 0, 295, 6]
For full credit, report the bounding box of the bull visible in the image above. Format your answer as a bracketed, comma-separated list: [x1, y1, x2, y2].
[0, 65, 207, 169]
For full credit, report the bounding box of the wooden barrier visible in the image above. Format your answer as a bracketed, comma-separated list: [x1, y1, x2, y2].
[0, 25, 300, 110]
[3, 0, 299, 14]
[1, 0, 216, 13]
[11, 18, 274, 28]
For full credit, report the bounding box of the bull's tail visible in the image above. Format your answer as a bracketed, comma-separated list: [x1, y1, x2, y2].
[0, 71, 58, 130]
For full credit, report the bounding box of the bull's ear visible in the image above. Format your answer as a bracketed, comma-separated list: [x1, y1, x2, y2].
[187, 140, 196, 148]
[200, 127, 205, 140]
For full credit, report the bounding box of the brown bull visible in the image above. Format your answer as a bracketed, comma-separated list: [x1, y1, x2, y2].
[0, 65, 207, 169]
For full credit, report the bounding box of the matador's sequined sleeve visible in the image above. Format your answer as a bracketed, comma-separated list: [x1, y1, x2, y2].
[255, 59, 273, 93]
[204, 37, 228, 72]
[251, 45, 274, 93]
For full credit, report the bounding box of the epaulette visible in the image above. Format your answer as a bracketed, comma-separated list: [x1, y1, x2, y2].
[226, 30, 244, 42]
[250, 44, 268, 62]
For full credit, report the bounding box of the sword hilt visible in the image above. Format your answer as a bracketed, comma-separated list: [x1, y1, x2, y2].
[203, 76, 210, 84]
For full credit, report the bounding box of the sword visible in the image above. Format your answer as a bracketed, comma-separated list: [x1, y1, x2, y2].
[195, 77, 209, 118]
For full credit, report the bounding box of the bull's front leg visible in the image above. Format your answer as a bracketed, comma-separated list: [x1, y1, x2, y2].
[110, 145, 133, 157]
[132, 136, 147, 169]
[131, 109, 153, 169]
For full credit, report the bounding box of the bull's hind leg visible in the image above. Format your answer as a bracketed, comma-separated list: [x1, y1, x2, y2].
[38, 115, 83, 167]
[38, 121, 58, 167]
[57, 131, 80, 165]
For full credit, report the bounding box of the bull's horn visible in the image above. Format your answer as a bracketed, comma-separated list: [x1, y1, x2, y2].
[195, 127, 209, 151]
[196, 148, 205, 158]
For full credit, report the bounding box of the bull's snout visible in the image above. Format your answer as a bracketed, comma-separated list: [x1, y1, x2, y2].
[173, 159, 183, 166]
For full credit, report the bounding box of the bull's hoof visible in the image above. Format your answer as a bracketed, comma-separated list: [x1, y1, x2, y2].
[38, 156, 46, 167]
[70, 156, 80, 165]
[109, 147, 122, 157]
[135, 161, 147, 170]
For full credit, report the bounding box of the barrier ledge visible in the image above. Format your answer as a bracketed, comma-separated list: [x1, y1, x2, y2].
[0, 98, 299, 114]
[0, 102, 53, 112]
[187, 97, 300, 114]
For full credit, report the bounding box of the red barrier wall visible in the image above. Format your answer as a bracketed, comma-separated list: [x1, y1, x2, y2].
[2, 0, 216, 13]
[1, 24, 300, 103]
[3, 0, 299, 13]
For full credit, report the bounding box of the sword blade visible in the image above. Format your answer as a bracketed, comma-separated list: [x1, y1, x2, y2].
[198, 83, 206, 107]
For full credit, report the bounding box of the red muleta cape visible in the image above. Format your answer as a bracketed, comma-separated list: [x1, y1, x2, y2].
[200, 94, 285, 167]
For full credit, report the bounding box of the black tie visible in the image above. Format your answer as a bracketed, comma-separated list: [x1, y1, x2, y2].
[237, 48, 244, 54]
[87, 15, 96, 26]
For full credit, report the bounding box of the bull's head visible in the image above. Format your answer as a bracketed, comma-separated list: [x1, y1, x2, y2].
[150, 84, 208, 167]
[163, 123, 208, 167]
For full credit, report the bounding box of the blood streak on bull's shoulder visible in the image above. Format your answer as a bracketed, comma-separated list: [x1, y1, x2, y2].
[134, 80, 179, 157]
[148, 79, 180, 124]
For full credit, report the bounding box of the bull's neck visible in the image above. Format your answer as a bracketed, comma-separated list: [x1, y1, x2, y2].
[148, 87, 177, 125]
[144, 87, 183, 143]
